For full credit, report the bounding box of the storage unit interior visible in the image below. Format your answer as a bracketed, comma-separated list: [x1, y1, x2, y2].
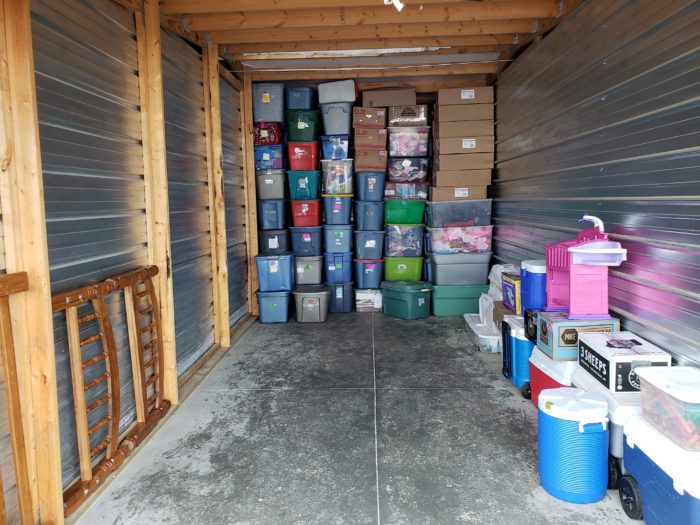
[0, 0, 698, 524]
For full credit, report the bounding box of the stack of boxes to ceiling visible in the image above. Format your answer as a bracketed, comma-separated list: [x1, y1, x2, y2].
[352, 99, 388, 314]
[361, 88, 433, 320]
[428, 87, 494, 318]
[252, 83, 294, 323]
[318, 80, 356, 316]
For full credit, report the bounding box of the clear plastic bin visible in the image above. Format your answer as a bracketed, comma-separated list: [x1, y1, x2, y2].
[388, 157, 429, 182]
[385, 225, 424, 257]
[425, 199, 493, 228]
[427, 226, 493, 254]
[464, 314, 500, 353]
[321, 159, 354, 194]
[637, 367, 700, 450]
[388, 127, 430, 157]
[384, 182, 429, 201]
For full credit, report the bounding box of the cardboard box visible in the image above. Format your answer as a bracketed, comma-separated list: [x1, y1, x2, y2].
[432, 169, 492, 187]
[434, 153, 494, 171]
[492, 301, 509, 332]
[362, 87, 416, 108]
[523, 308, 540, 344]
[355, 149, 388, 171]
[435, 104, 494, 122]
[537, 312, 620, 361]
[352, 107, 386, 128]
[429, 186, 488, 201]
[434, 120, 494, 139]
[434, 136, 495, 155]
[578, 332, 671, 393]
[388, 105, 428, 126]
[356, 289, 382, 312]
[354, 127, 387, 149]
[437, 87, 494, 105]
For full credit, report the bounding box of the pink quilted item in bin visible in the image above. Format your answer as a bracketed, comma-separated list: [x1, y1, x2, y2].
[428, 226, 493, 254]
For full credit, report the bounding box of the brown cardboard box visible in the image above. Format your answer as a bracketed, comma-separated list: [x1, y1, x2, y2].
[432, 169, 492, 187]
[354, 128, 387, 149]
[434, 136, 495, 155]
[362, 87, 416, 108]
[437, 87, 494, 105]
[388, 105, 428, 126]
[355, 149, 388, 171]
[429, 186, 488, 201]
[352, 107, 386, 128]
[434, 104, 494, 122]
[492, 301, 508, 332]
[434, 153, 494, 171]
[434, 120, 494, 138]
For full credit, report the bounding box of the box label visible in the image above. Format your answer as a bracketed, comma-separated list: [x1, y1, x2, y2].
[365, 240, 376, 248]
[578, 341, 610, 389]
[269, 260, 279, 273]
[461, 89, 475, 100]
[454, 187, 469, 197]
[264, 178, 274, 185]
[262, 153, 270, 161]
[260, 129, 269, 138]
[262, 92, 270, 103]
[302, 233, 311, 242]
[539, 319, 549, 345]
[296, 266, 305, 274]
[268, 236, 279, 249]
[297, 121, 307, 129]
[558, 324, 616, 348]
[335, 287, 343, 299]
[462, 138, 477, 149]
[298, 177, 307, 188]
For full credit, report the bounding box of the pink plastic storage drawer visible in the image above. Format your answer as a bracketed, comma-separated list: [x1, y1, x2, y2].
[427, 226, 493, 254]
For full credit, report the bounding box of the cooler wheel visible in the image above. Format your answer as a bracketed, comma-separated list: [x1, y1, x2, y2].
[607, 455, 621, 490]
[618, 475, 643, 520]
[520, 382, 531, 400]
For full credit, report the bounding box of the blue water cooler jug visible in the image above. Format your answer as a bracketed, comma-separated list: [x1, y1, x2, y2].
[538, 388, 609, 504]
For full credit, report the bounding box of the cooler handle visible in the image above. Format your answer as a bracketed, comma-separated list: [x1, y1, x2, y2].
[579, 418, 608, 434]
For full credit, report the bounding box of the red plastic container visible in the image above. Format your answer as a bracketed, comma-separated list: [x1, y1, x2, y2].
[254, 122, 284, 145]
[290, 199, 321, 227]
[288, 142, 319, 170]
[528, 347, 577, 408]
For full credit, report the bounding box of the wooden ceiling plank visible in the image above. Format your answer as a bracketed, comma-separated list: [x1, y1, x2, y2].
[248, 62, 498, 80]
[211, 19, 539, 44]
[238, 44, 514, 60]
[162, 0, 490, 15]
[186, 1, 559, 31]
[227, 34, 519, 53]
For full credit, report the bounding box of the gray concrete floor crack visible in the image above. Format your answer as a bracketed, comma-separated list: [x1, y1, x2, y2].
[371, 313, 381, 525]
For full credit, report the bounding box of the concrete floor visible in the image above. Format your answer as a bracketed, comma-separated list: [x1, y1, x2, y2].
[77, 313, 635, 524]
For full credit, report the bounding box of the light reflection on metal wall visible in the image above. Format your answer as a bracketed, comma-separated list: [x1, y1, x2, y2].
[494, 0, 700, 365]
[161, 29, 215, 374]
[219, 78, 248, 325]
[31, 0, 143, 486]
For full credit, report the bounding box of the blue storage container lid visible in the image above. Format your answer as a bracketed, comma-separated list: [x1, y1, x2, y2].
[256, 290, 291, 297]
[624, 416, 700, 497]
[539, 387, 608, 426]
[503, 316, 527, 340]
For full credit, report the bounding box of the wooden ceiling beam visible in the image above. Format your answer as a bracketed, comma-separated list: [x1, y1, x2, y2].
[210, 19, 539, 44]
[248, 62, 498, 80]
[186, 1, 559, 31]
[163, 0, 486, 15]
[227, 34, 519, 54]
[237, 44, 514, 60]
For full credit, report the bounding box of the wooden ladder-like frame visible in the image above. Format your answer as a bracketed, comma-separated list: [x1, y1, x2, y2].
[0, 272, 34, 524]
[53, 266, 170, 516]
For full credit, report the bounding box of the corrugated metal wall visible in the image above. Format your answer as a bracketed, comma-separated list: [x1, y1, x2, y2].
[219, 77, 248, 325]
[493, 0, 700, 365]
[31, 0, 145, 485]
[161, 29, 215, 375]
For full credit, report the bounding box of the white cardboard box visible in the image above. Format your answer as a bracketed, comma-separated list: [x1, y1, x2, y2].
[578, 331, 671, 393]
[355, 289, 382, 312]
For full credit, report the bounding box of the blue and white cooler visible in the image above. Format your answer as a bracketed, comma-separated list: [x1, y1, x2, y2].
[573, 367, 642, 489]
[620, 416, 700, 523]
[538, 388, 609, 504]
